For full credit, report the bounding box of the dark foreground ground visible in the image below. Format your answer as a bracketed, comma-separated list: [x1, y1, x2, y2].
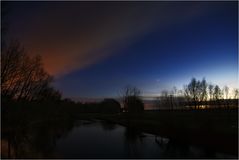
[1, 102, 238, 158]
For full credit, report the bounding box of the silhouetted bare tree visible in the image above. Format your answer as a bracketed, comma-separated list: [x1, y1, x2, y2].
[208, 84, 214, 101]
[199, 78, 207, 102]
[233, 88, 239, 99]
[121, 85, 144, 113]
[160, 90, 173, 110]
[1, 41, 26, 98]
[183, 85, 190, 103]
[186, 78, 199, 109]
[222, 85, 229, 108]
[213, 85, 222, 101]
[184, 78, 209, 109]
[1, 41, 61, 102]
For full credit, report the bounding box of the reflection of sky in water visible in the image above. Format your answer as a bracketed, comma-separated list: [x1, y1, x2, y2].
[54, 120, 236, 158]
[55, 122, 126, 158]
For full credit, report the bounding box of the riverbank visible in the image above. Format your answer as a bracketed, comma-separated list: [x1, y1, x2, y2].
[2, 102, 238, 158]
[74, 109, 238, 156]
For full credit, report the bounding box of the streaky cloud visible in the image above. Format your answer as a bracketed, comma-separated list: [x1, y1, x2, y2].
[10, 2, 209, 77]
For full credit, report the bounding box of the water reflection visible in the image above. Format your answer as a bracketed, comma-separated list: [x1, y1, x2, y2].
[2, 120, 237, 159]
[124, 127, 145, 158]
[100, 120, 117, 131]
[1, 118, 75, 158]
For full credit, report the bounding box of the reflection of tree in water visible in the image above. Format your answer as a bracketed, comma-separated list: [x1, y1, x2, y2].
[3, 118, 75, 158]
[154, 139, 190, 158]
[100, 120, 117, 131]
[123, 127, 145, 158]
[154, 135, 169, 151]
[155, 139, 215, 158]
[155, 138, 217, 158]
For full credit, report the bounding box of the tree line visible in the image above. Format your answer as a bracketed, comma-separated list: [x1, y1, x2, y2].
[1, 41, 237, 112]
[157, 78, 238, 110]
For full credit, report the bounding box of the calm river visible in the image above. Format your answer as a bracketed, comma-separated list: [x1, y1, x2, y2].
[52, 120, 235, 158]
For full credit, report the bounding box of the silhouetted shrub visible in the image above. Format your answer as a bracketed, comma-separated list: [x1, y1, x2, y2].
[124, 96, 144, 113]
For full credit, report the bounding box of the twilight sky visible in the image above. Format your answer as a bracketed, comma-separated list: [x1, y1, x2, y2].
[4, 1, 238, 99]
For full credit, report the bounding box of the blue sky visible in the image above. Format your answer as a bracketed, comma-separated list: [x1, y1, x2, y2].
[5, 1, 238, 99]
